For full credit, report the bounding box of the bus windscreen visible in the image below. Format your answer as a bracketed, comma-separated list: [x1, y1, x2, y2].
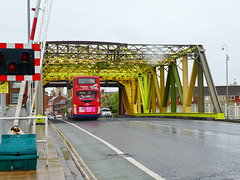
[76, 91, 98, 103]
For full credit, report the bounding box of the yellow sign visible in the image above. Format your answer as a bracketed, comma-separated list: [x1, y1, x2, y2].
[0, 81, 9, 93]
[36, 114, 45, 123]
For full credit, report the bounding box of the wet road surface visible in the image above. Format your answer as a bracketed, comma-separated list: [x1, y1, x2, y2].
[51, 118, 240, 180]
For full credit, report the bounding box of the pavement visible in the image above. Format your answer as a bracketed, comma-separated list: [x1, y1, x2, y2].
[0, 123, 76, 180]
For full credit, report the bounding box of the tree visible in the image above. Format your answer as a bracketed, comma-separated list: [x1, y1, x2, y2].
[101, 92, 119, 113]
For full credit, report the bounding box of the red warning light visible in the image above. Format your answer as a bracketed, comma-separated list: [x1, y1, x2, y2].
[8, 62, 17, 72]
[21, 52, 30, 63]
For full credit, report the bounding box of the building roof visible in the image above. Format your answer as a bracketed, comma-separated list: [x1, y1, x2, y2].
[171, 85, 240, 97]
[194, 86, 240, 96]
[54, 99, 66, 106]
[49, 93, 67, 102]
[48, 96, 57, 101]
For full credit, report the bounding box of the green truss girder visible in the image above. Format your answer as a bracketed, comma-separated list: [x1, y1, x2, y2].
[138, 75, 152, 113]
[171, 62, 183, 105]
[145, 75, 152, 113]
[163, 63, 184, 111]
[170, 65, 176, 112]
[163, 69, 170, 107]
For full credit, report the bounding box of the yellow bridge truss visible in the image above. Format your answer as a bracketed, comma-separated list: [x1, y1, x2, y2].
[42, 41, 224, 119]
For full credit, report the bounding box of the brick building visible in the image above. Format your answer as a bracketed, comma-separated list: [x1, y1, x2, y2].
[53, 99, 66, 117]
[5, 81, 28, 105]
[199, 85, 240, 105]
[47, 90, 66, 117]
[164, 85, 240, 107]
[1, 82, 67, 117]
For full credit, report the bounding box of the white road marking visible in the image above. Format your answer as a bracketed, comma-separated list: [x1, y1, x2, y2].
[194, 120, 240, 127]
[61, 120, 165, 180]
[150, 123, 171, 128]
[183, 129, 221, 136]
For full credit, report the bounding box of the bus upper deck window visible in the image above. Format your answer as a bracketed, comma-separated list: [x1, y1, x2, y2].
[78, 78, 96, 84]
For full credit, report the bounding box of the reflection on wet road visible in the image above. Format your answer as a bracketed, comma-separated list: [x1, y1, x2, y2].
[149, 122, 221, 136]
[53, 118, 240, 180]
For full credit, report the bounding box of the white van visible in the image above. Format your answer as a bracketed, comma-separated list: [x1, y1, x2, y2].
[56, 115, 62, 120]
[101, 108, 112, 118]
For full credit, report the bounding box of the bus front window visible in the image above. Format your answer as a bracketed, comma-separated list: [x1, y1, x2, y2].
[76, 91, 98, 103]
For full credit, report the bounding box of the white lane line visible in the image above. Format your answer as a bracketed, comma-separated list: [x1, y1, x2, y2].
[150, 123, 171, 128]
[194, 120, 240, 127]
[183, 129, 221, 136]
[61, 120, 165, 180]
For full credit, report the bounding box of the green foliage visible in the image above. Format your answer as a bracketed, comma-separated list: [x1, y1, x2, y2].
[101, 92, 119, 113]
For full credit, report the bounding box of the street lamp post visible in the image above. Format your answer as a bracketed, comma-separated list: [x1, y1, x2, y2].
[222, 44, 229, 119]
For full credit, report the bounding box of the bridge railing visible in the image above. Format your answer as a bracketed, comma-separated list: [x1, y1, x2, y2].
[173, 104, 240, 119]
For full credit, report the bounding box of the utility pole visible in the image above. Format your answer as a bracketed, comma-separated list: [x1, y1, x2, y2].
[222, 44, 229, 119]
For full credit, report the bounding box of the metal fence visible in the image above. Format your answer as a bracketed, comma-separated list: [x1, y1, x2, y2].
[185, 103, 240, 119]
[155, 103, 240, 119]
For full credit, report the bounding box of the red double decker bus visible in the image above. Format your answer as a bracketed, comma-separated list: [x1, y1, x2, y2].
[66, 76, 101, 119]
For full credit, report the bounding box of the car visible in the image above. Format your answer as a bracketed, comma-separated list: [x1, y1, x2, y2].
[101, 108, 112, 118]
[55, 115, 62, 120]
[48, 116, 54, 120]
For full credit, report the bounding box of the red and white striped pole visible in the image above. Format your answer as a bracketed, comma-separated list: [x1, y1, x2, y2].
[29, 0, 41, 116]
[30, 0, 41, 44]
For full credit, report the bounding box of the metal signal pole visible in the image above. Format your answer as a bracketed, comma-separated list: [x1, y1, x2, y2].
[222, 44, 229, 119]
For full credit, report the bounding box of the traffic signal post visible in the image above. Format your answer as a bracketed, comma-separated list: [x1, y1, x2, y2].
[0, 43, 40, 119]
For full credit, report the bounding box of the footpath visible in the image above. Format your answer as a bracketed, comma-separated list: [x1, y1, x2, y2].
[0, 123, 83, 180]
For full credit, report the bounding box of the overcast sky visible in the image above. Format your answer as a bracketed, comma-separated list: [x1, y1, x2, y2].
[1, 0, 239, 86]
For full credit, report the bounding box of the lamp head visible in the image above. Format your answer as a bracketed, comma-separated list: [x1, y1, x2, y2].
[222, 45, 225, 50]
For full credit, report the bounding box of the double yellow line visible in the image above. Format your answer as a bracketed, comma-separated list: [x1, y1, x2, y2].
[49, 121, 97, 180]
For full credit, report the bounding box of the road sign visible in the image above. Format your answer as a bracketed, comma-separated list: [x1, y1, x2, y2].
[0, 81, 8, 93]
[36, 114, 45, 123]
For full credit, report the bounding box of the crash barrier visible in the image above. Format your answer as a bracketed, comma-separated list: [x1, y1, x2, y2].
[0, 116, 48, 171]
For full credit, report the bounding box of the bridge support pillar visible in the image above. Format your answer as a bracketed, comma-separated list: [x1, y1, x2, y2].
[118, 86, 125, 116]
[186, 61, 197, 112]
[151, 74, 156, 113]
[160, 66, 165, 112]
[198, 58, 204, 113]
[137, 84, 141, 113]
[170, 65, 176, 112]
[182, 56, 188, 113]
